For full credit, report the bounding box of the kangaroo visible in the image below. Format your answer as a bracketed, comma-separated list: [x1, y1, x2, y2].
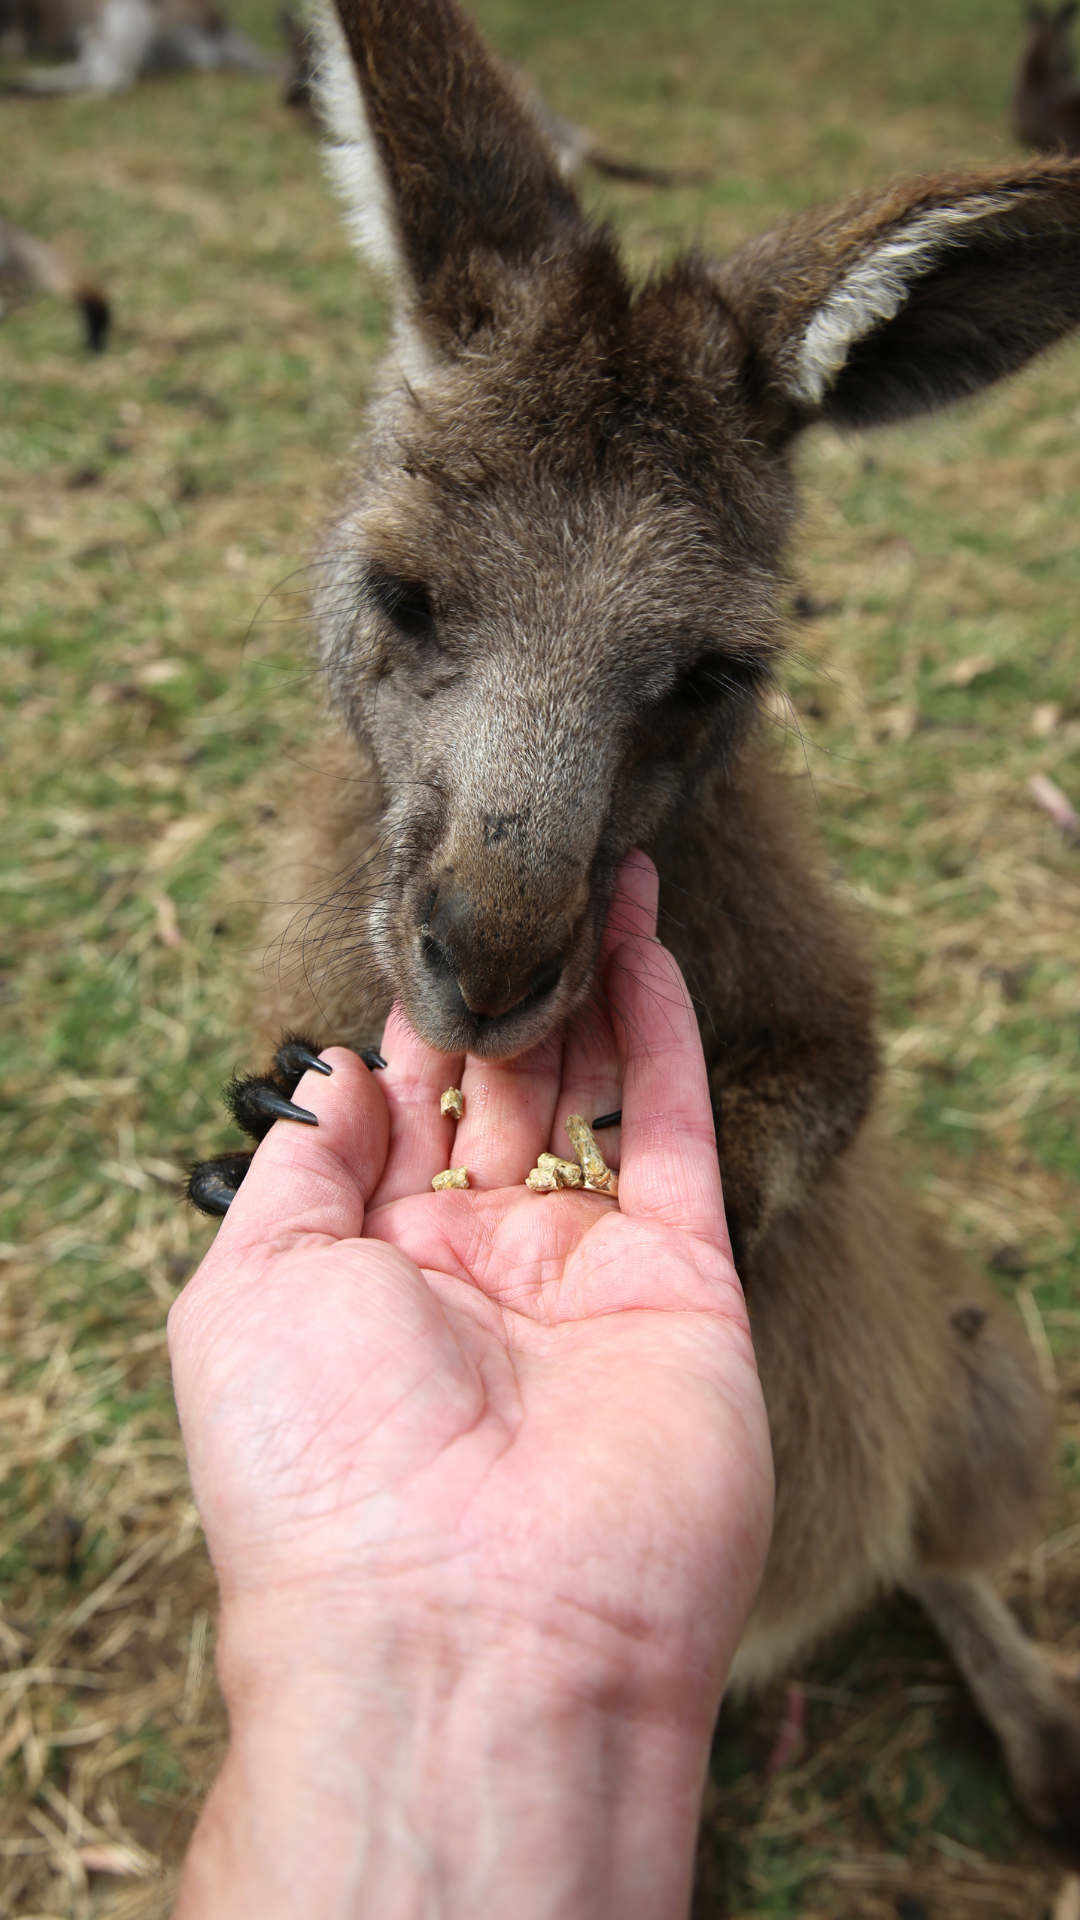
[189, 0, 1080, 1854]
[1, 0, 281, 92]
[0, 217, 109, 348]
[1015, 1, 1080, 153]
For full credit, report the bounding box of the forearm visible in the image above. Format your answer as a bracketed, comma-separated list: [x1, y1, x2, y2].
[175, 1595, 716, 1920]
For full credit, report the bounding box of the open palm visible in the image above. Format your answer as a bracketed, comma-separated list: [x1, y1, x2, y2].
[168, 856, 773, 1720]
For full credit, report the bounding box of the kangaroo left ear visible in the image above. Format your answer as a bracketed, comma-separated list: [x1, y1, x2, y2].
[308, 0, 587, 345]
[715, 159, 1080, 429]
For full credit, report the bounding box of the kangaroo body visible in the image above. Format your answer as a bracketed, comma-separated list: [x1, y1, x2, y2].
[1, 0, 280, 91]
[195, 0, 1080, 1852]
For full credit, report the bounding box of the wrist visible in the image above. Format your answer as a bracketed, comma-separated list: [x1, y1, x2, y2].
[176, 1589, 720, 1920]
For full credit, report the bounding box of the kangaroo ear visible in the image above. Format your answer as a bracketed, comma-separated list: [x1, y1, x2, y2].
[716, 161, 1080, 429]
[310, 0, 585, 341]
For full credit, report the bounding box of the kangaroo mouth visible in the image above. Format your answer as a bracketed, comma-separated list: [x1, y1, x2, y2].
[461, 962, 566, 1054]
[414, 969, 572, 1061]
[399, 917, 597, 1062]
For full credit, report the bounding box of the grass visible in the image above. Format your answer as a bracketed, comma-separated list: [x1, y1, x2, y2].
[1, 0, 1078, 1912]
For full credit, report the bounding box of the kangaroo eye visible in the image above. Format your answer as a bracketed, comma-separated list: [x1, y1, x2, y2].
[369, 571, 434, 635]
[669, 653, 764, 711]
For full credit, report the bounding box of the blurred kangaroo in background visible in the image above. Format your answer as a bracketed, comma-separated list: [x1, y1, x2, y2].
[190, 0, 1080, 1854]
[1015, 0, 1080, 152]
[1, 0, 281, 92]
[0, 217, 109, 346]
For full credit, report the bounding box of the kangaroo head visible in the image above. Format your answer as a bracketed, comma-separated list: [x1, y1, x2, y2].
[308, 0, 1080, 1061]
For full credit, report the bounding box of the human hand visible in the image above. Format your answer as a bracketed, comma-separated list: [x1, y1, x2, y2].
[169, 852, 773, 1920]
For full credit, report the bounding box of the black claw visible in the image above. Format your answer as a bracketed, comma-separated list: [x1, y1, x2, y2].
[187, 1152, 253, 1217]
[248, 1085, 319, 1127]
[227, 1072, 320, 1138]
[277, 1039, 333, 1080]
[359, 1048, 388, 1071]
[591, 1109, 622, 1130]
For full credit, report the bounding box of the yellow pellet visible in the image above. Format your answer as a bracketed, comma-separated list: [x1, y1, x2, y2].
[564, 1113, 618, 1197]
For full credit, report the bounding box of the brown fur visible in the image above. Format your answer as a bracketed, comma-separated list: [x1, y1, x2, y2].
[1016, 2, 1080, 153]
[235, 0, 1080, 1854]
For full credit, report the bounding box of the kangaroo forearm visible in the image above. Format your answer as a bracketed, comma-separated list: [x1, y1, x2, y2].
[712, 1047, 878, 1261]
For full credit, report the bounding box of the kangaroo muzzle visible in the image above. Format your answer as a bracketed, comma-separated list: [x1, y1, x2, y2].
[419, 870, 573, 1024]
[395, 796, 600, 1057]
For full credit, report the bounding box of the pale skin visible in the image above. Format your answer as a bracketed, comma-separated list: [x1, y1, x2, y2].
[168, 854, 774, 1920]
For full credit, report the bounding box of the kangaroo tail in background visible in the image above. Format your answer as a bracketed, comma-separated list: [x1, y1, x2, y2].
[0, 220, 111, 349]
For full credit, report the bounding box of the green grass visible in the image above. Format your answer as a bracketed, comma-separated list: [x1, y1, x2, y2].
[1, 1, 1079, 1913]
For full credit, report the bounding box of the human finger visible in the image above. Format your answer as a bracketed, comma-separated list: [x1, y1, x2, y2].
[451, 1032, 564, 1190]
[204, 1046, 389, 1255]
[366, 1004, 465, 1207]
[608, 935, 729, 1248]
[555, 852, 660, 1157]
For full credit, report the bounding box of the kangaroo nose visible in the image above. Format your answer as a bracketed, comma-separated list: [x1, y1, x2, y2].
[420, 879, 567, 1023]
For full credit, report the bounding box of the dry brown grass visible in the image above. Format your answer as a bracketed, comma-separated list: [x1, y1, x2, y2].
[0, 1247, 223, 1916]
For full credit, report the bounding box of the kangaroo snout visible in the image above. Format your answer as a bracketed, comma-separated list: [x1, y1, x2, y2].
[403, 856, 588, 1059]
[421, 874, 570, 1020]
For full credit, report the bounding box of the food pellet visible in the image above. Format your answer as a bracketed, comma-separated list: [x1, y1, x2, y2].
[440, 1087, 464, 1119]
[564, 1113, 619, 1197]
[536, 1153, 583, 1188]
[432, 1166, 469, 1191]
[525, 1152, 585, 1193]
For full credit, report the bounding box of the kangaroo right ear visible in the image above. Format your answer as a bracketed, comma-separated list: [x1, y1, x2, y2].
[716, 159, 1080, 430]
[310, 0, 586, 345]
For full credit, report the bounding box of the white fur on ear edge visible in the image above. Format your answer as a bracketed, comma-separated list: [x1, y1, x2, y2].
[307, 0, 408, 290]
[791, 195, 1010, 407]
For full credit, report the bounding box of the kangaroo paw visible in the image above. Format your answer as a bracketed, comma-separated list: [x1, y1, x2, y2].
[225, 1034, 385, 1140]
[186, 1035, 387, 1214]
[227, 1076, 319, 1135]
[274, 1037, 334, 1082]
[225, 1031, 334, 1141]
[187, 1151, 254, 1217]
[271, 1033, 388, 1084]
